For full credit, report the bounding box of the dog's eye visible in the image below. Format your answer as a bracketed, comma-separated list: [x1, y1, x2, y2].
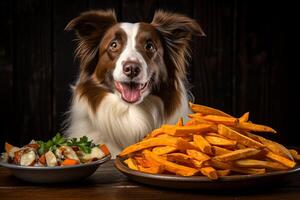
[109, 40, 119, 51]
[145, 41, 156, 53]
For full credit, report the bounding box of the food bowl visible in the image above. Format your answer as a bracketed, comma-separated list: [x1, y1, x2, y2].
[0, 154, 110, 183]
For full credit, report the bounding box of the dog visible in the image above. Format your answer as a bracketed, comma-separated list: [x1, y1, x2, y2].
[65, 9, 205, 158]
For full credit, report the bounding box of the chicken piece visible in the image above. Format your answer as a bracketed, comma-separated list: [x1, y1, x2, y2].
[60, 146, 80, 162]
[8, 147, 21, 159]
[45, 151, 58, 167]
[79, 147, 105, 162]
[54, 148, 63, 160]
[20, 149, 36, 166]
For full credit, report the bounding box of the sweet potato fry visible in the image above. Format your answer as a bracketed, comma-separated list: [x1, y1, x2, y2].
[205, 132, 227, 139]
[213, 148, 261, 162]
[138, 165, 164, 174]
[211, 146, 233, 155]
[186, 149, 210, 162]
[187, 117, 217, 127]
[239, 112, 249, 122]
[188, 113, 203, 119]
[152, 146, 177, 155]
[237, 144, 247, 149]
[265, 151, 296, 168]
[176, 117, 184, 126]
[218, 124, 265, 149]
[161, 124, 213, 136]
[205, 159, 232, 170]
[193, 135, 213, 154]
[143, 150, 198, 176]
[189, 102, 232, 117]
[119, 137, 179, 156]
[176, 138, 199, 151]
[146, 128, 166, 138]
[124, 158, 139, 170]
[200, 167, 218, 180]
[191, 159, 204, 168]
[166, 153, 192, 164]
[135, 156, 154, 168]
[289, 149, 300, 161]
[257, 136, 293, 160]
[231, 167, 266, 175]
[204, 135, 237, 147]
[201, 115, 238, 126]
[236, 122, 277, 133]
[234, 159, 288, 170]
[216, 169, 230, 177]
[185, 119, 198, 126]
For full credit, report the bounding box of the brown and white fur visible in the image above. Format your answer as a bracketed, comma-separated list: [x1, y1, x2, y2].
[65, 10, 205, 158]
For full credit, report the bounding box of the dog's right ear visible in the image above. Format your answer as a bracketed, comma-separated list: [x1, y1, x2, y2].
[65, 10, 117, 74]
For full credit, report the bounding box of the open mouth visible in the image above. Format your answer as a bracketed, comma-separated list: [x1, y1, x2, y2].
[114, 81, 148, 103]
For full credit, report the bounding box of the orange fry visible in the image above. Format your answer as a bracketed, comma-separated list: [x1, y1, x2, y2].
[234, 159, 288, 170]
[176, 117, 184, 126]
[204, 135, 237, 147]
[152, 146, 177, 155]
[143, 150, 198, 176]
[200, 167, 218, 180]
[186, 149, 210, 162]
[138, 165, 164, 174]
[265, 151, 296, 168]
[216, 169, 230, 177]
[119, 137, 179, 156]
[193, 135, 213, 154]
[124, 158, 139, 170]
[239, 112, 249, 122]
[218, 124, 265, 149]
[189, 102, 232, 117]
[231, 167, 266, 175]
[213, 148, 261, 162]
[236, 122, 277, 133]
[166, 153, 192, 164]
[211, 146, 233, 155]
[289, 149, 300, 161]
[257, 136, 293, 160]
[161, 124, 213, 136]
[201, 115, 238, 126]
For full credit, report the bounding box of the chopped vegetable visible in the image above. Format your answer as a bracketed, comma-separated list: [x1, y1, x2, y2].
[2, 134, 110, 167]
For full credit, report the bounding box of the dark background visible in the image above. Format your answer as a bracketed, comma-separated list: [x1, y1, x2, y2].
[0, 0, 297, 150]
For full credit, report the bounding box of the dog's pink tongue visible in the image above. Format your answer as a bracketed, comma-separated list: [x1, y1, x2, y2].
[120, 84, 141, 103]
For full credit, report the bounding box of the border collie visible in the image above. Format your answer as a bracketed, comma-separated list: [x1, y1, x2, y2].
[65, 10, 205, 157]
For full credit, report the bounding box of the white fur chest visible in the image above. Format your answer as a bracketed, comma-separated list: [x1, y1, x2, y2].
[66, 93, 165, 157]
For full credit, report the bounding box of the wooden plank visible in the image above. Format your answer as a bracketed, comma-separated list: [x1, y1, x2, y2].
[122, 0, 158, 22]
[12, 0, 53, 145]
[235, 0, 289, 143]
[0, 0, 13, 150]
[89, 0, 122, 20]
[193, 0, 235, 115]
[52, 0, 88, 134]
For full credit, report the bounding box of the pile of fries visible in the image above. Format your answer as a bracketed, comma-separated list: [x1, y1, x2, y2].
[119, 103, 300, 180]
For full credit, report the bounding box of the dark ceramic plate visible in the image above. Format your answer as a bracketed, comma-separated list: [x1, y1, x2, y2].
[115, 157, 300, 190]
[0, 155, 111, 183]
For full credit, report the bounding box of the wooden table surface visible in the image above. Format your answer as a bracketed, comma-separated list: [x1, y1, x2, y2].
[1, 160, 300, 200]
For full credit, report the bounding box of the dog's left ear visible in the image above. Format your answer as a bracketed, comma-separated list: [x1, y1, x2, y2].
[65, 10, 117, 74]
[151, 10, 205, 78]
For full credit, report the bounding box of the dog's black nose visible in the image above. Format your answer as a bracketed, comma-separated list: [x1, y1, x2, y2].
[123, 61, 141, 78]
